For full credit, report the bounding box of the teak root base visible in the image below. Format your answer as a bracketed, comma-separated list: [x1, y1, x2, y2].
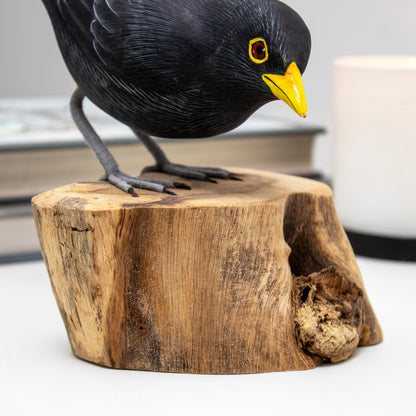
[32, 168, 382, 374]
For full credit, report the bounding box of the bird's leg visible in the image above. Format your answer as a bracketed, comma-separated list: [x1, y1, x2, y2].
[134, 129, 241, 183]
[70, 88, 190, 196]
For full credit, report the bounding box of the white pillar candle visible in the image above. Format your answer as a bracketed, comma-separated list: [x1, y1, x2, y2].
[333, 56, 416, 239]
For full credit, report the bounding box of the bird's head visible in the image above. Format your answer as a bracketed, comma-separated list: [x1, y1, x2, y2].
[252, 41, 309, 118]
[206, 0, 311, 118]
[167, 0, 310, 120]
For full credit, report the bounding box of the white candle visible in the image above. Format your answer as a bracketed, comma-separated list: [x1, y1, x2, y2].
[333, 56, 416, 238]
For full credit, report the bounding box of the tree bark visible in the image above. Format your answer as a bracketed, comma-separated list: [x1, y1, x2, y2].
[32, 168, 382, 373]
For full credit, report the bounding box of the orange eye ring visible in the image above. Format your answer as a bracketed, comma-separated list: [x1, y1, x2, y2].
[249, 38, 268, 64]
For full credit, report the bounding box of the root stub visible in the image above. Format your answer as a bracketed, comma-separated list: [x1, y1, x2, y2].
[293, 267, 365, 363]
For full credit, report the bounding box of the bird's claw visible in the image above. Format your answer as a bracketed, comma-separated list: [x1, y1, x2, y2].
[100, 170, 186, 196]
[141, 163, 241, 183]
[173, 182, 192, 190]
[100, 164, 241, 196]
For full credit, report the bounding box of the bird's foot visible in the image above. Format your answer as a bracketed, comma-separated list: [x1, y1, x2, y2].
[100, 170, 191, 197]
[141, 163, 242, 183]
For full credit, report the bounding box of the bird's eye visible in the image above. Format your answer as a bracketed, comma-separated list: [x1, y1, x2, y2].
[252, 42, 265, 59]
[249, 38, 268, 64]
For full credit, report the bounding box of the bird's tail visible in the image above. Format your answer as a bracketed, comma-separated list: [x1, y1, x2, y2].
[41, 0, 61, 22]
[42, 0, 94, 25]
[41, 0, 72, 43]
[41, 0, 96, 59]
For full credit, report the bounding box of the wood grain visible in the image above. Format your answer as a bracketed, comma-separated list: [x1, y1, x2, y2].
[32, 168, 382, 373]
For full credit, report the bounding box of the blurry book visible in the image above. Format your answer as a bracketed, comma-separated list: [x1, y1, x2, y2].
[0, 96, 324, 261]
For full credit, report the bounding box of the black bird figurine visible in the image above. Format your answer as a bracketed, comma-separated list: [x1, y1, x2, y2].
[42, 0, 311, 196]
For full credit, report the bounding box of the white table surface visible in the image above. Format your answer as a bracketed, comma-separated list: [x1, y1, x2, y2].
[1, 257, 415, 416]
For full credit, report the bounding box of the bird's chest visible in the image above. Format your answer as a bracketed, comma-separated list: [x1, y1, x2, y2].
[134, 86, 256, 139]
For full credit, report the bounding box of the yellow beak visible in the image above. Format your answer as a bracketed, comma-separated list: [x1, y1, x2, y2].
[262, 62, 307, 118]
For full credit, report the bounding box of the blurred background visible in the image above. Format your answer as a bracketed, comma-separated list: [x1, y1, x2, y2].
[1, 0, 416, 177]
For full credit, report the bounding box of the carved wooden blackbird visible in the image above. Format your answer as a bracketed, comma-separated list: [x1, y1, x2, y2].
[42, 0, 311, 195]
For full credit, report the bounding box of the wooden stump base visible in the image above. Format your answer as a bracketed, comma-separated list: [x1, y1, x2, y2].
[32, 169, 382, 374]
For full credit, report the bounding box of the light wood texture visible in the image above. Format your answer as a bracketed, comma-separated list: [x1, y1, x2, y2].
[32, 169, 382, 374]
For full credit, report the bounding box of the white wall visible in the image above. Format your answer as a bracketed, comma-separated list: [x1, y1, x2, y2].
[1, 0, 415, 175]
[0, 0, 75, 96]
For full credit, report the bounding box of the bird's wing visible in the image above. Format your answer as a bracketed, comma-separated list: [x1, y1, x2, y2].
[90, 0, 147, 78]
[57, 0, 164, 81]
